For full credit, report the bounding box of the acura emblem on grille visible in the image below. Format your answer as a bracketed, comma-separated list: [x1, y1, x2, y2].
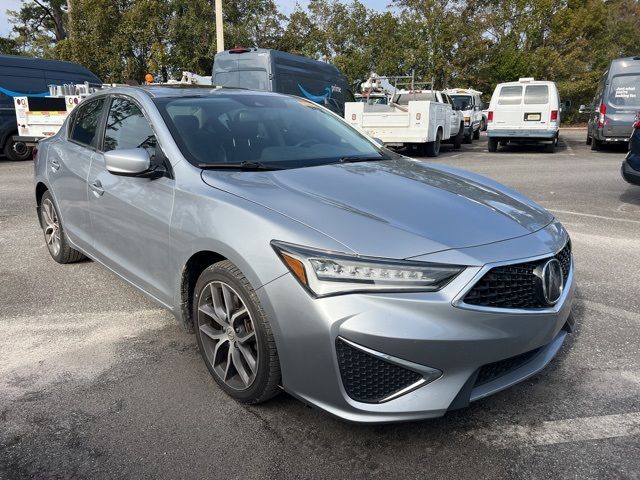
[534, 258, 564, 305]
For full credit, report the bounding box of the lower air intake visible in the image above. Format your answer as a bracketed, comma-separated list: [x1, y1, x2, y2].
[336, 338, 422, 403]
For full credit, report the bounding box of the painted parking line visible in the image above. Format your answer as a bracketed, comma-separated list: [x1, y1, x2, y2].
[548, 209, 640, 225]
[469, 412, 640, 448]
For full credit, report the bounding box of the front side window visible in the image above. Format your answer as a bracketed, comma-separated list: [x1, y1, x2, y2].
[155, 94, 396, 169]
[69, 98, 105, 148]
[498, 86, 523, 105]
[524, 85, 549, 104]
[103, 97, 156, 155]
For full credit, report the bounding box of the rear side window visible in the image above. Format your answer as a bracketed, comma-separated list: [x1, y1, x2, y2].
[497, 86, 522, 105]
[394, 92, 437, 104]
[103, 97, 156, 155]
[608, 75, 640, 107]
[69, 98, 105, 148]
[524, 85, 549, 104]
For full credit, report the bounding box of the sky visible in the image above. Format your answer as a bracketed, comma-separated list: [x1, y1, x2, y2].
[1, 0, 395, 37]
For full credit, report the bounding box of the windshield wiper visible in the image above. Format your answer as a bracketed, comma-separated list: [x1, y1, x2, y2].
[338, 155, 391, 164]
[198, 161, 283, 171]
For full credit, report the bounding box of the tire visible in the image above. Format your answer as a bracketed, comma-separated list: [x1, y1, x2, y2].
[193, 260, 281, 404]
[591, 137, 601, 151]
[425, 129, 442, 157]
[586, 135, 592, 145]
[545, 141, 556, 153]
[39, 191, 86, 264]
[464, 132, 472, 144]
[473, 127, 480, 140]
[480, 118, 487, 132]
[3, 138, 32, 161]
[453, 124, 464, 150]
[487, 137, 498, 152]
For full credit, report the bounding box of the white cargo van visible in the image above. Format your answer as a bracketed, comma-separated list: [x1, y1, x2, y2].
[486, 78, 565, 153]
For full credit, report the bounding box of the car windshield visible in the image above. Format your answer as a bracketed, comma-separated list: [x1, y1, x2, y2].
[154, 94, 393, 168]
[450, 95, 472, 110]
[608, 74, 640, 108]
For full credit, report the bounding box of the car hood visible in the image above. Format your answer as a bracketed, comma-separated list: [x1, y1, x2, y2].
[201, 158, 553, 259]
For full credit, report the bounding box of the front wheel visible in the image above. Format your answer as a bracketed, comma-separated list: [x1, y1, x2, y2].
[487, 137, 498, 152]
[4, 138, 32, 161]
[39, 191, 86, 263]
[425, 130, 442, 157]
[194, 260, 281, 404]
[473, 127, 480, 140]
[453, 124, 464, 150]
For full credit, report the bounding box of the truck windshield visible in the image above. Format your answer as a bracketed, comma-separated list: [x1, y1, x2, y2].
[609, 75, 640, 107]
[450, 95, 472, 110]
[154, 93, 395, 169]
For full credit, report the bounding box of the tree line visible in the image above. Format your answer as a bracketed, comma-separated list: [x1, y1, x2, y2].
[2, 0, 639, 121]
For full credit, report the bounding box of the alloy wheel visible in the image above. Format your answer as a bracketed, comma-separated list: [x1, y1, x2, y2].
[41, 198, 61, 257]
[197, 281, 258, 390]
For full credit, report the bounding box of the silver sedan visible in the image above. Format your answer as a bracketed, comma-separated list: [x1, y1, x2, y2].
[34, 86, 575, 423]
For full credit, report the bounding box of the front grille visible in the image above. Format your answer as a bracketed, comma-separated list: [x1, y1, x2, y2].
[474, 348, 542, 386]
[336, 338, 422, 403]
[463, 242, 571, 309]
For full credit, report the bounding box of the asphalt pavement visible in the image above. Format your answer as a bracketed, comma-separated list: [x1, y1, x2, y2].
[1, 128, 639, 479]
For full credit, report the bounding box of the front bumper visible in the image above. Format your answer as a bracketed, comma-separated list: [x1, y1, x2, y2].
[257, 224, 575, 423]
[487, 128, 557, 140]
[621, 159, 640, 186]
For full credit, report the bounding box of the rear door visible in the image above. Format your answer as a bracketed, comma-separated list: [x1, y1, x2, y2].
[523, 84, 551, 130]
[87, 95, 175, 304]
[493, 85, 523, 128]
[606, 73, 640, 138]
[47, 97, 106, 251]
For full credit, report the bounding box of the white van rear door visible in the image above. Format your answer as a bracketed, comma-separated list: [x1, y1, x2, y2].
[523, 84, 551, 128]
[494, 85, 524, 127]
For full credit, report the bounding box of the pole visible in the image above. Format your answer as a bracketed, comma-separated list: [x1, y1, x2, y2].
[215, 0, 224, 53]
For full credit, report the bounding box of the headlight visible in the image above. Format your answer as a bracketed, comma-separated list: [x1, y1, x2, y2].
[272, 241, 464, 297]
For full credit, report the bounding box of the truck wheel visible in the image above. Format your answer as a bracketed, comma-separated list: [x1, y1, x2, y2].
[464, 132, 472, 144]
[487, 137, 498, 152]
[473, 128, 480, 140]
[545, 141, 556, 153]
[586, 135, 592, 145]
[453, 124, 464, 150]
[4, 138, 32, 161]
[425, 130, 442, 157]
[591, 137, 601, 151]
[480, 118, 487, 131]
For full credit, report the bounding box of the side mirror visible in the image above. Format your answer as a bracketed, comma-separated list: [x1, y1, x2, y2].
[104, 148, 151, 176]
[373, 137, 384, 146]
[578, 104, 593, 114]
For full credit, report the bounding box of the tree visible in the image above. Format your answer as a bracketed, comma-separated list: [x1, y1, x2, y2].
[8, 0, 68, 55]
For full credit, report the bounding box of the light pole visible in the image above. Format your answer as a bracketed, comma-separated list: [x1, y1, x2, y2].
[215, 0, 224, 53]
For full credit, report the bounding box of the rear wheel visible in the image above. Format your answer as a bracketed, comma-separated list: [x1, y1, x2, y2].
[194, 260, 281, 404]
[545, 141, 556, 153]
[3, 138, 32, 161]
[487, 137, 498, 152]
[480, 118, 487, 131]
[464, 131, 472, 144]
[586, 135, 592, 145]
[473, 127, 480, 140]
[591, 137, 601, 151]
[425, 129, 442, 157]
[39, 191, 86, 263]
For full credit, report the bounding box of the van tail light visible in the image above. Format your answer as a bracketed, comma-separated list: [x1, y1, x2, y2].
[550, 110, 558, 122]
[487, 111, 494, 122]
[598, 103, 606, 127]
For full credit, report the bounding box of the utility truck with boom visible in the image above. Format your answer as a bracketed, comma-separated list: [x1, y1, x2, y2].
[345, 75, 464, 157]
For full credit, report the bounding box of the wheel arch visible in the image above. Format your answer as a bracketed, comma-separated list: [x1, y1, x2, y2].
[179, 250, 228, 332]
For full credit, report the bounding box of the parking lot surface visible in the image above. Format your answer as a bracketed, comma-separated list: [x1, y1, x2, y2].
[1, 128, 639, 479]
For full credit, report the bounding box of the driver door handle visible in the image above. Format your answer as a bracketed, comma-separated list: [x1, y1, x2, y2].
[90, 179, 104, 197]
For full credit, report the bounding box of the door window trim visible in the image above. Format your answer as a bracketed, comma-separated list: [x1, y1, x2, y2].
[66, 96, 109, 152]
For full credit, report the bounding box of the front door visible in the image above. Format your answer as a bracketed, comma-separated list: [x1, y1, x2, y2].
[87, 95, 175, 304]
